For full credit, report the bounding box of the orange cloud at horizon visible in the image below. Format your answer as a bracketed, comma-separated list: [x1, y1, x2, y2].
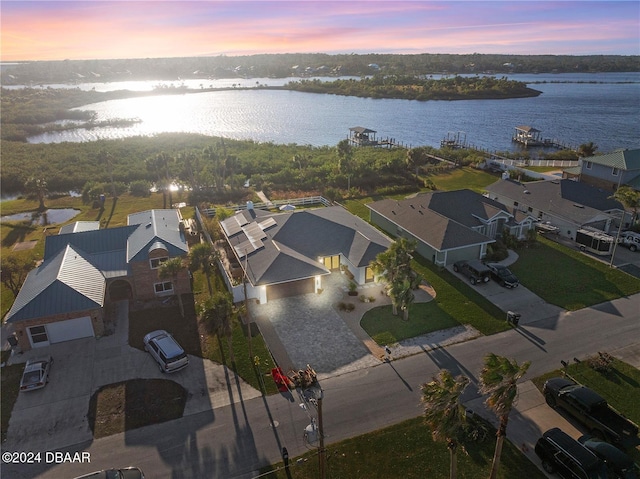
[1, 1, 638, 61]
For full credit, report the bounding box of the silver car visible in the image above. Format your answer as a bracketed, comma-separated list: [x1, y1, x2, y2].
[143, 330, 189, 373]
[20, 356, 53, 392]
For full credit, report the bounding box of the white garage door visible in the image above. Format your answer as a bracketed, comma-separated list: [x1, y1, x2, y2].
[46, 317, 95, 344]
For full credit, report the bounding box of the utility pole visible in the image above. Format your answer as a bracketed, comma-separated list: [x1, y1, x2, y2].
[317, 390, 326, 479]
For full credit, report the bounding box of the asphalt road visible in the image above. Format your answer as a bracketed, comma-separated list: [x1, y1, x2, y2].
[6, 293, 639, 479]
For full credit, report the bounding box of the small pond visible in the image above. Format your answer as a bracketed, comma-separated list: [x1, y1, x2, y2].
[0, 208, 81, 226]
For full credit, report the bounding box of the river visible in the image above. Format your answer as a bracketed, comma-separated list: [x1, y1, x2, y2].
[22, 73, 640, 153]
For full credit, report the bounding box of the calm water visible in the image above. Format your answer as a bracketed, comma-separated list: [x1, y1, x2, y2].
[0, 209, 80, 225]
[25, 73, 640, 153]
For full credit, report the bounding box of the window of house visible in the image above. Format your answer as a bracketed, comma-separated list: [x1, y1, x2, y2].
[612, 167, 619, 176]
[513, 201, 519, 207]
[150, 257, 169, 269]
[586, 161, 592, 169]
[528, 207, 533, 212]
[154, 281, 173, 294]
[29, 325, 48, 344]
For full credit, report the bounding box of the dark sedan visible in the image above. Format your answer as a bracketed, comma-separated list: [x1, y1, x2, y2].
[486, 263, 519, 288]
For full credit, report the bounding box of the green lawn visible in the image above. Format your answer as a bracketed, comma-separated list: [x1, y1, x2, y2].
[361, 302, 461, 344]
[1, 363, 24, 443]
[532, 357, 640, 427]
[511, 236, 640, 310]
[426, 166, 499, 193]
[531, 357, 640, 462]
[260, 416, 546, 479]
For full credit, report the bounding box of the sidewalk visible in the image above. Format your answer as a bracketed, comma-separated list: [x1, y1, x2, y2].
[464, 343, 640, 478]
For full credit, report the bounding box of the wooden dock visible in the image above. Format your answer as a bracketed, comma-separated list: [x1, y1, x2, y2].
[348, 126, 409, 149]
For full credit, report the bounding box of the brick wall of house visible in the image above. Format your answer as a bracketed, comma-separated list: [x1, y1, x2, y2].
[130, 255, 191, 301]
[12, 308, 104, 352]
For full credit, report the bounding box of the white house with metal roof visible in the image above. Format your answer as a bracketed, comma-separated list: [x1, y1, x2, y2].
[6, 209, 190, 351]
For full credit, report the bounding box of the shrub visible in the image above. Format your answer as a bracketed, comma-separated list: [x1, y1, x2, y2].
[346, 303, 355, 312]
[586, 352, 614, 373]
[129, 180, 151, 197]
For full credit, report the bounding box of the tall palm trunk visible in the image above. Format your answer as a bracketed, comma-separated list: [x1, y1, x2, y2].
[449, 441, 458, 479]
[488, 415, 508, 479]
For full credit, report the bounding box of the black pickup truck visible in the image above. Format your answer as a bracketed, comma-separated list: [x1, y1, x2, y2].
[543, 377, 639, 445]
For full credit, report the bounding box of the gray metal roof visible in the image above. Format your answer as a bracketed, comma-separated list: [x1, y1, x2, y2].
[127, 209, 189, 262]
[58, 221, 100, 234]
[223, 206, 392, 286]
[6, 244, 105, 322]
[485, 178, 624, 225]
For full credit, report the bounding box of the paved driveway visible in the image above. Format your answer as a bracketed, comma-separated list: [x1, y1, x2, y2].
[5, 301, 260, 452]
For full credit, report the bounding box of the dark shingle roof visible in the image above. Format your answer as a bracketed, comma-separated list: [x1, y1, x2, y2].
[485, 179, 624, 225]
[367, 191, 507, 251]
[223, 206, 392, 286]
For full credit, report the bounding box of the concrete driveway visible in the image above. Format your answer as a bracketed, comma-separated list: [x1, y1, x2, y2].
[450, 253, 564, 325]
[4, 300, 260, 452]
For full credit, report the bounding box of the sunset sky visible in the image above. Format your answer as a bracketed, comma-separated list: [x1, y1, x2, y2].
[2, 1, 639, 62]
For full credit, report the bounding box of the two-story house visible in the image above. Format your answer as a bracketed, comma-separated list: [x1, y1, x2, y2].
[564, 148, 640, 192]
[5, 209, 190, 351]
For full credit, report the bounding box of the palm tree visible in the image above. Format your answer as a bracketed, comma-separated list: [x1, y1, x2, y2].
[159, 257, 186, 317]
[421, 370, 470, 479]
[610, 185, 640, 228]
[370, 238, 416, 316]
[200, 291, 235, 364]
[189, 242, 218, 296]
[479, 353, 531, 479]
[577, 142, 598, 159]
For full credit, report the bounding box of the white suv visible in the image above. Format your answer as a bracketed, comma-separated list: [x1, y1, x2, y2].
[143, 330, 189, 373]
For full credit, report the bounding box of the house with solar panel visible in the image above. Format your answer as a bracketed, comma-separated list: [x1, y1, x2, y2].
[5, 209, 190, 351]
[218, 203, 392, 304]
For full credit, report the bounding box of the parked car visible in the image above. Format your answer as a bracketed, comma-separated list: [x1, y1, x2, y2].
[74, 467, 145, 479]
[143, 330, 189, 373]
[535, 427, 608, 479]
[543, 377, 639, 444]
[452, 259, 491, 285]
[578, 435, 639, 479]
[620, 232, 640, 252]
[20, 356, 53, 392]
[485, 263, 519, 288]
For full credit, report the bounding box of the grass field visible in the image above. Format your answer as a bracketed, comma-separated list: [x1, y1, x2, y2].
[260, 416, 547, 479]
[511, 236, 640, 310]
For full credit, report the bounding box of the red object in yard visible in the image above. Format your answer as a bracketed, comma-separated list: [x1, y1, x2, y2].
[271, 367, 293, 392]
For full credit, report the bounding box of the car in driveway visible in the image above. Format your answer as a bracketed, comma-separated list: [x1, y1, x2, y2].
[143, 330, 189, 373]
[74, 467, 145, 479]
[20, 356, 53, 392]
[485, 263, 519, 288]
[452, 259, 491, 285]
[535, 427, 608, 478]
[578, 435, 639, 479]
[620, 232, 640, 252]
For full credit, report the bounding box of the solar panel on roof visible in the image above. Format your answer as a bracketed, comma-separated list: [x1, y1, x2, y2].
[235, 239, 256, 258]
[259, 217, 277, 230]
[242, 222, 267, 241]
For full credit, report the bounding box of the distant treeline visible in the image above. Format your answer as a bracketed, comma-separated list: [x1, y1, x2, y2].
[2, 53, 638, 85]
